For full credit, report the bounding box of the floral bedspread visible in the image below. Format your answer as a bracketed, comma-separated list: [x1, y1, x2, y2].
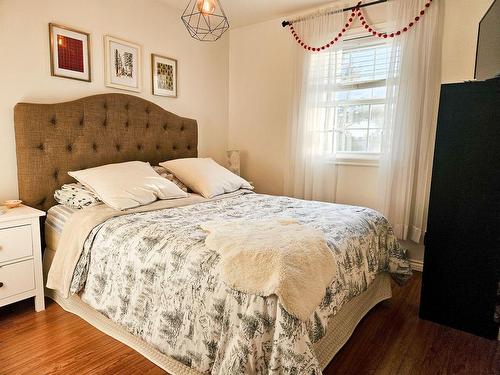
[70, 193, 411, 374]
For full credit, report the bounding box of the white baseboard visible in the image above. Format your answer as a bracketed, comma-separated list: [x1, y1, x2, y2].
[409, 259, 423, 272]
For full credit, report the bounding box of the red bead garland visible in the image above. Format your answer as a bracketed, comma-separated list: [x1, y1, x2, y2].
[289, 0, 434, 52]
[290, 5, 360, 51]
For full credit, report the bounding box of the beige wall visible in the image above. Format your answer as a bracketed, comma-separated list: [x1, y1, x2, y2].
[441, 0, 495, 83]
[228, 19, 292, 196]
[0, 0, 229, 201]
[228, 0, 494, 261]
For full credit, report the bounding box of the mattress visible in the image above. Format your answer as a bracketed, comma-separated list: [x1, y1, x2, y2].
[45, 204, 78, 250]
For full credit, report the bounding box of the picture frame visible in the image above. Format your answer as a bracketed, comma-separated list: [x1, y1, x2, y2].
[104, 35, 141, 92]
[49, 23, 91, 82]
[151, 54, 178, 97]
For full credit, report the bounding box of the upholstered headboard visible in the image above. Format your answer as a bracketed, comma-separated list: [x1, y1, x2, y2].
[14, 93, 198, 211]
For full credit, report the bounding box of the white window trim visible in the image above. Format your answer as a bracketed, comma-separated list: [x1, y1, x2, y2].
[334, 78, 387, 90]
[330, 152, 380, 167]
[321, 22, 388, 165]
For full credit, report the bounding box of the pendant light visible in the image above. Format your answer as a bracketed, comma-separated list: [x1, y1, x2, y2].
[181, 0, 230, 41]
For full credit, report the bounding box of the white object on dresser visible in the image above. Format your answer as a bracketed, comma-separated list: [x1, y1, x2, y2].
[0, 205, 45, 311]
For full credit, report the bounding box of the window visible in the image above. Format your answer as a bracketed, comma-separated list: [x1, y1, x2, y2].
[308, 36, 390, 158]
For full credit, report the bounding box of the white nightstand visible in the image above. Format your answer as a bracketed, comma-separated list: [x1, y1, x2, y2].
[0, 205, 46, 311]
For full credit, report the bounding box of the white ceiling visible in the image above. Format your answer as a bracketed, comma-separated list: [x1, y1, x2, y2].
[162, 0, 335, 28]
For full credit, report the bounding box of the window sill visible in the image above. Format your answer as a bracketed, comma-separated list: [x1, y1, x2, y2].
[328, 154, 380, 167]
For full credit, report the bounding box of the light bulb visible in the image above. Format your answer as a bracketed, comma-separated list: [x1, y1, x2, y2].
[196, 0, 216, 14]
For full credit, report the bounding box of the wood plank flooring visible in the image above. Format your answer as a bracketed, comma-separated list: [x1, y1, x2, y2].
[0, 272, 498, 374]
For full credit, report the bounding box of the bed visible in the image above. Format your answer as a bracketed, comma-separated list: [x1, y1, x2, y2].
[14, 93, 411, 374]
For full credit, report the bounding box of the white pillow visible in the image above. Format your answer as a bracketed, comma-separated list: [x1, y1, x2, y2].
[68, 161, 188, 210]
[160, 158, 253, 198]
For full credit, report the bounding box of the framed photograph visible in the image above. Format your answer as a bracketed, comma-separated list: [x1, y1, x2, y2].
[151, 54, 177, 97]
[104, 35, 141, 92]
[49, 23, 91, 82]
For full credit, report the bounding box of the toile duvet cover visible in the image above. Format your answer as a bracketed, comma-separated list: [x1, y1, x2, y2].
[69, 193, 411, 374]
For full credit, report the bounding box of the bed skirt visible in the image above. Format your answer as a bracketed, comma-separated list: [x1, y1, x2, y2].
[43, 248, 392, 374]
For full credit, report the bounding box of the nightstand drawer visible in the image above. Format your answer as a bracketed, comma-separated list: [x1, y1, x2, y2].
[0, 225, 33, 263]
[0, 259, 35, 300]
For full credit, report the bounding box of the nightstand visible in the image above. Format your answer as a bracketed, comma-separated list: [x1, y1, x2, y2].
[0, 205, 46, 311]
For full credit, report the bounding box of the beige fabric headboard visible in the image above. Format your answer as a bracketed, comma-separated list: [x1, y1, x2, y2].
[14, 93, 198, 211]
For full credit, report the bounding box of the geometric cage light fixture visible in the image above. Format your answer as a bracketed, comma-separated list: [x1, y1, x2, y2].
[181, 0, 230, 42]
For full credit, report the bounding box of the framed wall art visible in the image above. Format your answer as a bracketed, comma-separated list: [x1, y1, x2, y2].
[151, 54, 177, 97]
[104, 35, 141, 92]
[49, 23, 91, 82]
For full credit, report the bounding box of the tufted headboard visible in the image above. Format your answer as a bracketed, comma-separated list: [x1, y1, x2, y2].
[14, 93, 198, 211]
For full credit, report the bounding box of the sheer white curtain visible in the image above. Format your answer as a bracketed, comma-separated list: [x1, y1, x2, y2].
[377, 0, 443, 242]
[284, 5, 347, 202]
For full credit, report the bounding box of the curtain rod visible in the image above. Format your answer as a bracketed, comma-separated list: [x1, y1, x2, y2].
[281, 0, 388, 27]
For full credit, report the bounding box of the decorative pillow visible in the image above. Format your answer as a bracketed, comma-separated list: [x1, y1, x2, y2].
[54, 183, 101, 209]
[159, 158, 253, 198]
[68, 161, 188, 210]
[152, 166, 189, 192]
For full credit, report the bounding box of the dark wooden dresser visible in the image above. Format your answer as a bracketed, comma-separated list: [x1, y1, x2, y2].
[419, 78, 500, 340]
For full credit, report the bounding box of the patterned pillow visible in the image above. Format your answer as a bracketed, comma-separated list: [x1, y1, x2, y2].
[54, 183, 101, 209]
[152, 166, 189, 192]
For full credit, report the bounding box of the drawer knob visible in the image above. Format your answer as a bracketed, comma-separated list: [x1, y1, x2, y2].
[0, 282, 3, 288]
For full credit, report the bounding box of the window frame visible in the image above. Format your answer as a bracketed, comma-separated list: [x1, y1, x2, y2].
[318, 22, 388, 165]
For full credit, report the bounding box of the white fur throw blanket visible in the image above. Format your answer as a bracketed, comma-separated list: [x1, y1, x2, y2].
[201, 218, 337, 321]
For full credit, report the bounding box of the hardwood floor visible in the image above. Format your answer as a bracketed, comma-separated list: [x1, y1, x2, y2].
[324, 273, 499, 375]
[0, 272, 498, 375]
